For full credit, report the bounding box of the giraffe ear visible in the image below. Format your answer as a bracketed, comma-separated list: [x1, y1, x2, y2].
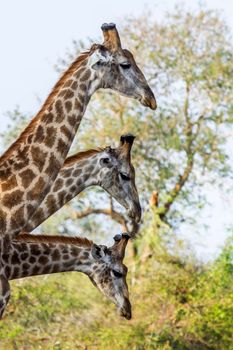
[90, 48, 112, 70]
[100, 157, 113, 168]
[91, 244, 108, 261]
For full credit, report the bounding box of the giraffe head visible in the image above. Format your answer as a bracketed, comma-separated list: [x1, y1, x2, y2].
[89, 23, 156, 110]
[96, 134, 141, 223]
[89, 233, 131, 319]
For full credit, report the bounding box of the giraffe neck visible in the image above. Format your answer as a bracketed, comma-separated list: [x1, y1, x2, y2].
[24, 150, 103, 232]
[0, 51, 100, 239]
[3, 235, 94, 280]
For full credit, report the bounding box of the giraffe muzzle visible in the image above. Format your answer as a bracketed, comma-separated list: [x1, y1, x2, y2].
[120, 298, 132, 320]
[128, 201, 142, 223]
[141, 87, 157, 110]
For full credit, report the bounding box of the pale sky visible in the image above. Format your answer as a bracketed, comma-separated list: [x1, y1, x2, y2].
[0, 0, 233, 260]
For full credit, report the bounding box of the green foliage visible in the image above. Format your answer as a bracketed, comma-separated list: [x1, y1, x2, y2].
[0, 232, 232, 349]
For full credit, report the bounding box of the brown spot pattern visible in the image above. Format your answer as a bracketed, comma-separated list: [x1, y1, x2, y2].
[60, 125, 73, 140]
[31, 146, 47, 172]
[72, 169, 82, 177]
[2, 190, 23, 208]
[55, 100, 64, 123]
[20, 169, 36, 188]
[80, 70, 91, 82]
[27, 177, 46, 201]
[34, 125, 45, 143]
[1, 175, 18, 192]
[52, 249, 61, 261]
[64, 79, 73, 88]
[45, 194, 57, 212]
[53, 178, 64, 192]
[57, 138, 67, 157]
[38, 256, 49, 265]
[65, 101, 72, 113]
[68, 115, 76, 126]
[64, 89, 74, 100]
[45, 154, 61, 176]
[44, 126, 57, 148]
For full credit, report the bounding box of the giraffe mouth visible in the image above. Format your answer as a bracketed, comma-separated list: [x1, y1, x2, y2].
[119, 298, 132, 320]
[140, 96, 157, 110]
[127, 203, 142, 223]
[127, 210, 140, 223]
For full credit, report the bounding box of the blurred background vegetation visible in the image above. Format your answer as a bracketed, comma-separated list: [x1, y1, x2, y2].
[0, 4, 233, 350]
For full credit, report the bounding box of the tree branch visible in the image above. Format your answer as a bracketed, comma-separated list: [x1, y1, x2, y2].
[65, 204, 142, 237]
[158, 84, 197, 220]
[158, 156, 194, 220]
[66, 207, 128, 230]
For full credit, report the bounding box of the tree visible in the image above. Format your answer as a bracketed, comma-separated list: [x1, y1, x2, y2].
[2, 5, 233, 242]
[57, 5, 233, 237]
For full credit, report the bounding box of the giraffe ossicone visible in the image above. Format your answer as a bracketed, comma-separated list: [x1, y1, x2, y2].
[0, 232, 131, 320]
[0, 23, 156, 243]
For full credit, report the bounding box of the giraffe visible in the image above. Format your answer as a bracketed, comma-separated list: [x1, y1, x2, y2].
[0, 232, 131, 320]
[24, 134, 141, 233]
[0, 23, 156, 243]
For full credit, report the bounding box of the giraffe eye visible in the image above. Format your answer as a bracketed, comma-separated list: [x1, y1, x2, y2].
[120, 63, 131, 69]
[120, 173, 130, 181]
[92, 60, 106, 70]
[102, 158, 110, 164]
[112, 270, 123, 278]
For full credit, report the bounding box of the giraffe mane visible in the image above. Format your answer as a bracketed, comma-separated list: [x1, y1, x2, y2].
[0, 48, 95, 163]
[36, 50, 91, 118]
[64, 147, 107, 165]
[15, 234, 93, 248]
